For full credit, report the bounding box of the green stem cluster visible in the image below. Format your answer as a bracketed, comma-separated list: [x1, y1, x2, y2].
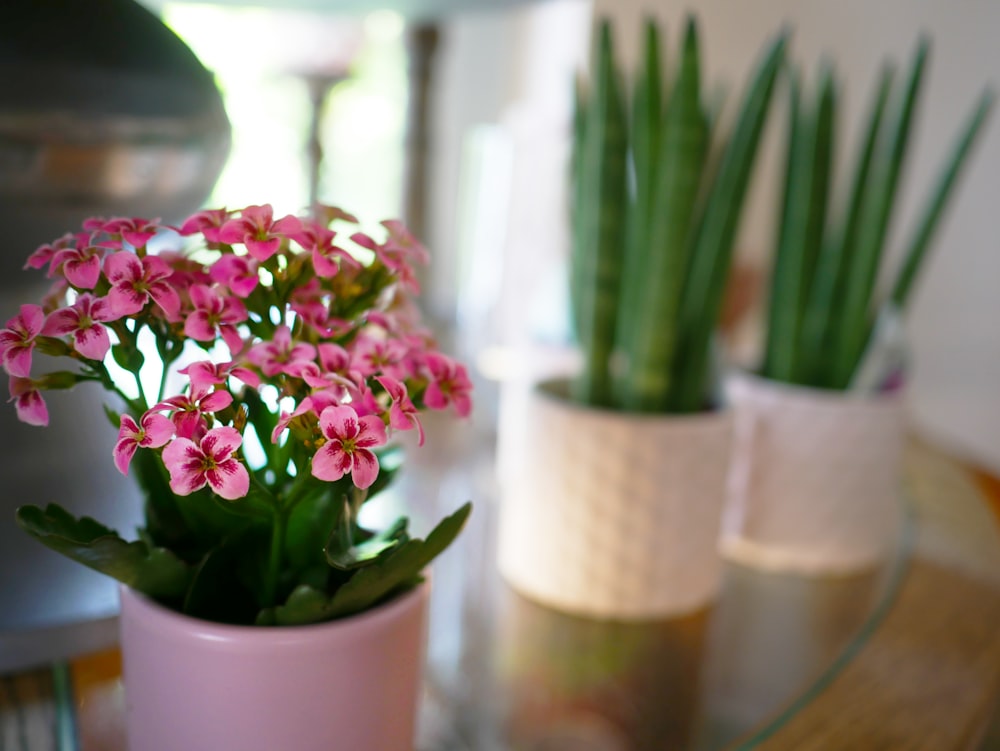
[570, 16, 786, 413]
[763, 40, 994, 390]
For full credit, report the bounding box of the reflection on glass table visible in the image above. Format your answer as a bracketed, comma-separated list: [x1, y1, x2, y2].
[2, 421, 999, 751]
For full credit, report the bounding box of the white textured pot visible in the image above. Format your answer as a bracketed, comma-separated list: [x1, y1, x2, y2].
[721, 372, 905, 573]
[496, 379, 732, 620]
[120, 580, 430, 751]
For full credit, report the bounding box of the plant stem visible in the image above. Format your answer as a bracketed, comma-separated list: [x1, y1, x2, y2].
[265, 508, 287, 608]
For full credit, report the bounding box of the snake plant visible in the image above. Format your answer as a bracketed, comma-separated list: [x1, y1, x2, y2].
[569, 16, 786, 413]
[762, 38, 993, 390]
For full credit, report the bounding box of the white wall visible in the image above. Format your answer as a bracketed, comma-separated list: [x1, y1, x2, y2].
[592, 0, 1000, 470]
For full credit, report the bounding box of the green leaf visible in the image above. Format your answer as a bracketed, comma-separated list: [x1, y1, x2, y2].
[673, 29, 788, 410]
[571, 19, 629, 407]
[619, 15, 708, 412]
[833, 37, 928, 388]
[16, 504, 194, 601]
[284, 484, 345, 572]
[615, 17, 663, 398]
[890, 89, 993, 308]
[102, 404, 122, 431]
[799, 64, 895, 388]
[111, 342, 144, 373]
[325, 514, 410, 571]
[181, 525, 269, 624]
[763, 64, 836, 383]
[264, 502, 472, 626]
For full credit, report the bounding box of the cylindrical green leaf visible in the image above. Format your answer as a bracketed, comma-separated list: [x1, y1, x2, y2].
[672, 31, 788, 411]
[571, 20, 628, 406]
[832, 37, 928, 388]
[890, 89, 994, 308]
[799, 64, 894, 387]
[619, 16, 706, 412]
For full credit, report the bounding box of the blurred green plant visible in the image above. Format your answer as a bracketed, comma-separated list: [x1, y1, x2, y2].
[762, 38, 993, 390]
[569, 16, 786, 413]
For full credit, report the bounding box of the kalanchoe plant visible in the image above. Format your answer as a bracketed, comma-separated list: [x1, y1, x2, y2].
[762, 39, 994, 390]
[570, 16, 786, 413]
[5, 204, 473, 626]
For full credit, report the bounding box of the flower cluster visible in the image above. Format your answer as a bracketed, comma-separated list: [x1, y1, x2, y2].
[7, 204, 474, 625]
[4, 204, 472, 500]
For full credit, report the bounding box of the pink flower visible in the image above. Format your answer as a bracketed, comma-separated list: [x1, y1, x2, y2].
[90, 217, 161, 249]
[376, 375, 424, 446]
[287, 343, 357, 393]
[184, 285, 248, 353]
[217, 204, 301, 262]
[424, 353, 473, 417]
[351, 220, 427, 292]
[104, 252, 181, 319]
[179, 208, 232, 243]
[0, 305, 45, 377]
[179, 360, 261, 393]
[210, 254, 260, 298]
[8, 377, 47, 426]
[113, 411, 175, 475]
[350, 335, 406, 378]
[381, 219, 431, 264]
[288, 279, 350, 337]
[310, 404, 387, 489]
[154, 385, 234, 440]
[247, 325, 316, 377]
[292, 221, 359, 278]
[41, 294, 114, 361]
[313, 204, 359, 226]
[162, 427, 249, 500]
[25, 232, 81, 272]
[48, 242, 104, 289]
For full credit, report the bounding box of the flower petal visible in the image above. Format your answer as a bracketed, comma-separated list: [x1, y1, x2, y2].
[15, 389, 48, 426]
[350, 448, 379, 489]
[162, 438, 207, 496]
[2, 346, 33, 378]
[73, 324, 111, 360]
[104, 252, 142, 285]
[64, 254, 101, 289]
[139, 412, 174, 448]
[200, 426, 242, 462]
[149, 282, 181, 319]
[319, 404, 360, 441]
[310, 442, 350, 482]
[199, 390, 233, 414]
[355, 415, 388, 448]
[206, 458, 250, 500]
[113, 436, 138, 475]
[184, 311, 217, 342]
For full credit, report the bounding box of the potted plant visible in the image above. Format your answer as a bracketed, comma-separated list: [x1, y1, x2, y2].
[2, 203, 473, 750]
[722, 38, 993, 573]
[496, 16, 786, 620]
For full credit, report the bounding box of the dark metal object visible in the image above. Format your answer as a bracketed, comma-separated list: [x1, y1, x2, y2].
[0, 0, 230, 672]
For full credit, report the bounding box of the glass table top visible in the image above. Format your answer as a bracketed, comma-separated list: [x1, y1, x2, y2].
[3, 414, 997, 750]
[412, 425, 912, 750]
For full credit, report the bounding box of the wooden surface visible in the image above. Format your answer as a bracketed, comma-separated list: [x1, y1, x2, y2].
[738, 440, 1000, 750]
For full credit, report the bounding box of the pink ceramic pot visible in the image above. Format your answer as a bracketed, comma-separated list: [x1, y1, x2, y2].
[119, 580, 430, 751]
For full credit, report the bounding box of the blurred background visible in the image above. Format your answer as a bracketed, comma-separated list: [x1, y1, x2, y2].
[144, 0, 1000, 470]
[1, 0, 997, 669]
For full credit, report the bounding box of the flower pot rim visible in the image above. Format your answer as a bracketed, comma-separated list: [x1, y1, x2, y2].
[118, 575, 430, 642]
[534, 377, 729, 422]
[727, 368, 906, 404]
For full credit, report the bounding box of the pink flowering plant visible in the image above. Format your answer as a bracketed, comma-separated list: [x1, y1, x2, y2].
[8, 204, 472, 626]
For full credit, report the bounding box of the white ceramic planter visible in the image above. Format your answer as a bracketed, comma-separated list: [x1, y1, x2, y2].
[496, 380, 733, 621]
[119, 580, 430, 751]
[722, 372, 905, 574]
